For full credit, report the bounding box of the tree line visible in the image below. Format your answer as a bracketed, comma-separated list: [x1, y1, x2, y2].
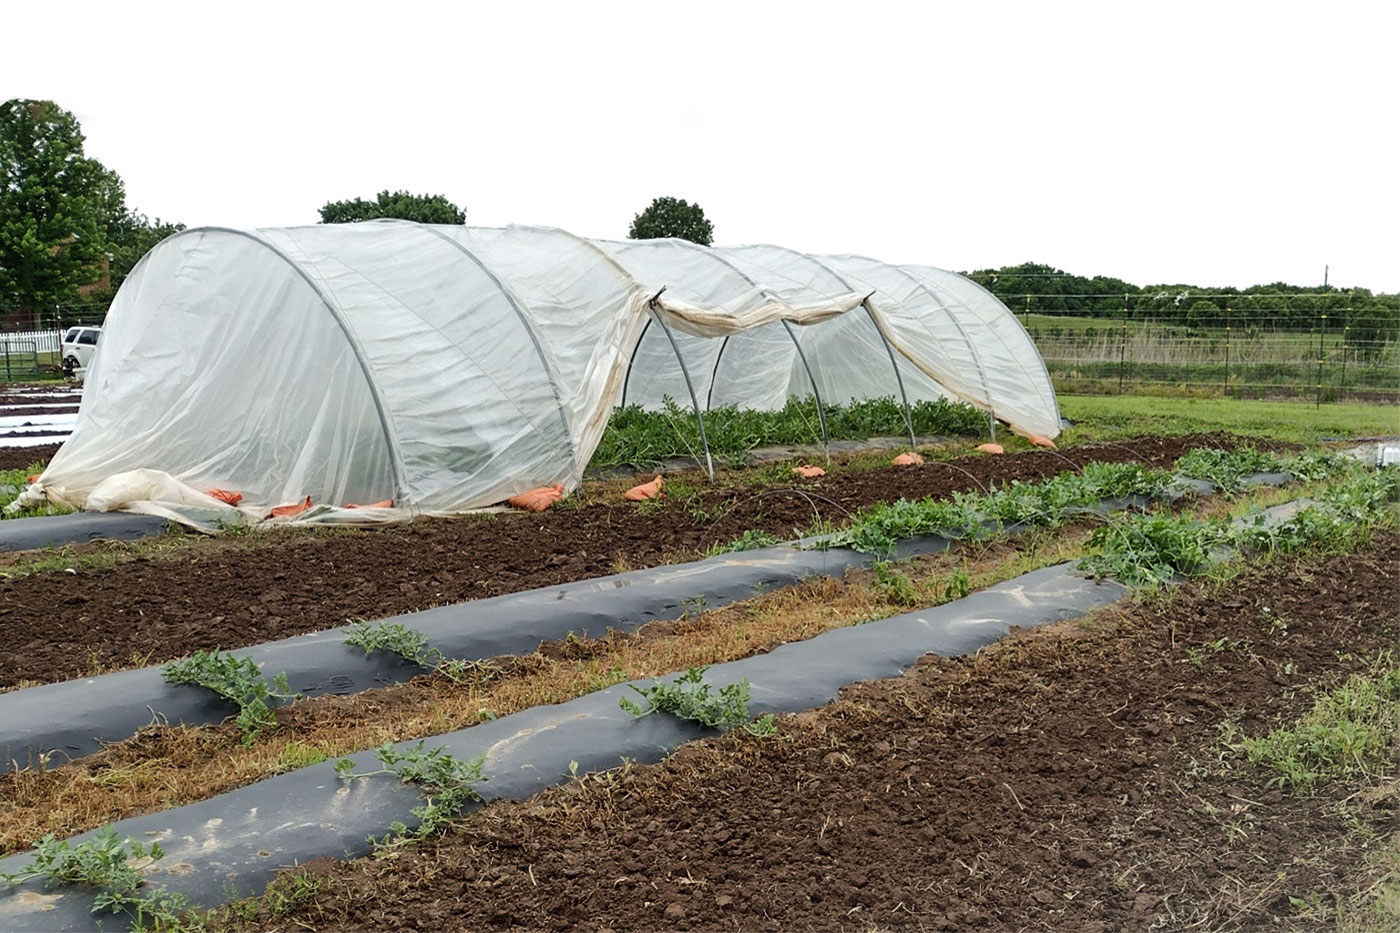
[968, 261, 1399, 344]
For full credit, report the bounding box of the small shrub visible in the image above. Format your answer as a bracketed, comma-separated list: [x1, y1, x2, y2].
[1175, 446, 1282, 493]
[943, 567, 971, 600]
[343, 620, 485, 684]
[1078, 513, 1225, 586]
[709, 528, 782, 555]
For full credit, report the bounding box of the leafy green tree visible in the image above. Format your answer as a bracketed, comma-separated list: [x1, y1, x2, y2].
[0, 99, 110, 324]
[628, 196, 714, 245]
[319, 190, 465, 225]
[1186, 299, 1221, 329]
[1345, 298, 1399, 358]
[93, 166, 183, 290]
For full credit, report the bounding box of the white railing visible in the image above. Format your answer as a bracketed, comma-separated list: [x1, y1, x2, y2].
[0, 329, 61, 354]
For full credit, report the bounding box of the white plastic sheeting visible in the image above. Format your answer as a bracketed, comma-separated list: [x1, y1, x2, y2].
[28, 222, 1058, 517]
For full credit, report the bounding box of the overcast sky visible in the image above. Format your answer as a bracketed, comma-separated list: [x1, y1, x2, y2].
[5, 1, 1396, 292]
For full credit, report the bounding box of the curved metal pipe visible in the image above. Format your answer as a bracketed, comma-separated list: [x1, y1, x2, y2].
[156, 227, 411, 506]
[780, 320, 829, 455]
[410, 224, 584, 476]
[861, 299, 918, 447]
[648, 296, 714, 479]
[659, 240, 830, 454]
[620, 317, 652, 408]
[745, 244, 917, 449]
[705, 335, 732, 411]
[871, 261, 999, 442]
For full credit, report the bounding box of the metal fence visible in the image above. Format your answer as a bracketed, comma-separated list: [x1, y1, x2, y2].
[1019, 307, 1398, 403]
[3, 302, 1397, 402]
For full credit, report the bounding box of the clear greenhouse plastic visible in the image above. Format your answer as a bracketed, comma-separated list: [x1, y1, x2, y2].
[27, 222, 1059, 520]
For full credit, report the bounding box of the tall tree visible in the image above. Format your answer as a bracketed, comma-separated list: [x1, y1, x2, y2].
[0, 99, 109, 324]
[319, 190, 465, 225]
[93, 165, 184, 291]
[628, 196, 714, 245]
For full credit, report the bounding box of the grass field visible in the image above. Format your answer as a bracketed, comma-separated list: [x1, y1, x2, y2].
[1060, 394, 1400, 445]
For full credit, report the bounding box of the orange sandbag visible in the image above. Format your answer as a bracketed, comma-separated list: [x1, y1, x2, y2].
[346, 499, 394, 509]
[975, 443, 1004, 455]
[624, 475, 664, 501]
[507, 484, 565, 512]
[267, 496, 313, 519]
[891, 452, 925, 466]
[792, 465, 826, 478]
[205, 488, 244, 505]
[1029, 435, 1058, 449]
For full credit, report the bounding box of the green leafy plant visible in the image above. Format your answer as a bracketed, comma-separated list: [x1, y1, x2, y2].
[943, 567, 971, 600]
[830, 495, 988, 557]
[1078, 513, 1226, 586]
[619, 665, 775, 736]
[708, 528, 782, 554]
[342, 620, 487, 685]
[161, 651, 299, 744]
[871, 561, 922, 607]
[1175, 446, 1283, 493]
[334, 742, 487, 848]
[344, 620, 433, 664]
[0, 826, 196, 930]
[588, 396, 985, 470]
[1081, 467, 1398, 586]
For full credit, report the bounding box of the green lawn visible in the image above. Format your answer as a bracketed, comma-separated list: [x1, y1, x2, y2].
[1058, 395, 1400, 445]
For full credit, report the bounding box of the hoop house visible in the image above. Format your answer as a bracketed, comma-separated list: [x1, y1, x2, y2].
[32, 222, 1058, 518]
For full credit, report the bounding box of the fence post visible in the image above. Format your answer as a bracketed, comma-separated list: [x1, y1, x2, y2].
[1223, 304, 1231, 395]
[1339, 324, 1349, 401]
[1118, 293, 1128, 394]
[1314, 310, 1326, 407]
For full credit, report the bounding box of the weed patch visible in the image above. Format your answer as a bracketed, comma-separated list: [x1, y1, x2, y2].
[1235, 659, 1400, 794]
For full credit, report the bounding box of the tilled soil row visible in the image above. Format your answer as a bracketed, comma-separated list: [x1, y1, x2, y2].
[0, 443, 59, 472]
[0, 432, 1249, 689]
[219, 534, 1399, 933]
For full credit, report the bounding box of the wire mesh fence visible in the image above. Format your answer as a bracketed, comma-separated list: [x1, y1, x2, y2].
[1019, 305, 1398, 403]
[3, 299, 1397, 402]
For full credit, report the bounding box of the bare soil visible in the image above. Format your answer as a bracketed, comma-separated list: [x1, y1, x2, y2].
[0, 433, 1247, 689]
[0, 443, 60, 471]
[219, 534, 1400, 932]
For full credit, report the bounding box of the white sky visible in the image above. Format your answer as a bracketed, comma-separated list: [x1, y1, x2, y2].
[5, 0, 1397, 292]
